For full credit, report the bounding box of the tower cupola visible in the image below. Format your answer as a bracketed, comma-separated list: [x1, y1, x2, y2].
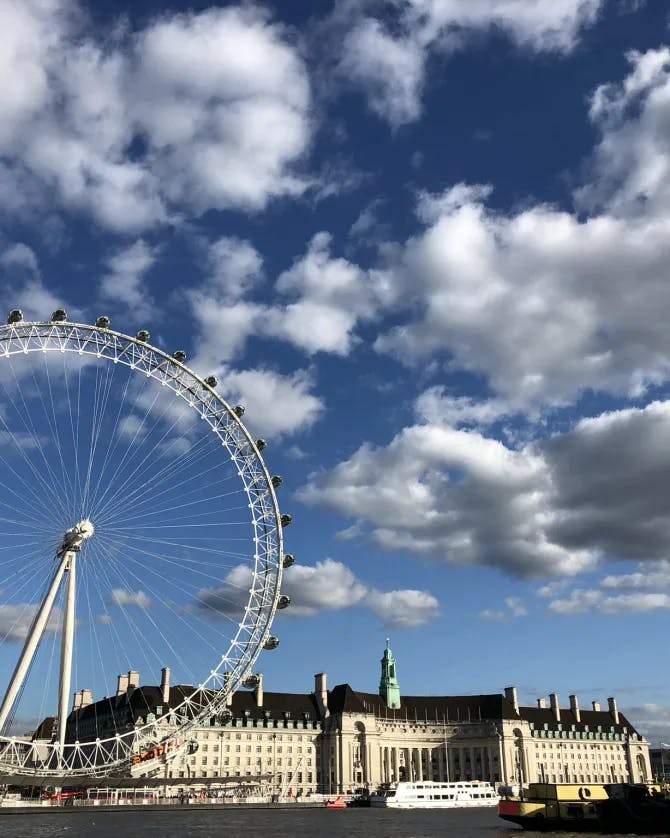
[379, 638, 401, 709]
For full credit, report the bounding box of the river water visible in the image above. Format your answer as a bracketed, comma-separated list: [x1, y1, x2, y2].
[0, 807, 623, 838]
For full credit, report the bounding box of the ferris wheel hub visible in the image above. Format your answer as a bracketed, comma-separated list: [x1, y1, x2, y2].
[57, 518, 95, 556]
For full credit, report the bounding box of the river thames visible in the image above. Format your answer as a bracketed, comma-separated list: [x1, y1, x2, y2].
[0, 806, 629, 838]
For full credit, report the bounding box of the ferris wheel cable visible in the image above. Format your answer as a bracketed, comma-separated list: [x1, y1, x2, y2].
[112, 550, 220, 665]
[0, 397, 72, 524]
[103, 541, 246, 643]
[81, 352, 120, 514]
[117, 544, 254, 611]
[93, 539, 201, 685]
[96, 482, 248, 526]
[99, 540, 257, 585]
[61, 345, 84, 508]
[78, 357, 142, 521]
[90, 544, 181, 692]
[85, 365, 188, 518]
[12, 352, 80, 515]
[93, 453, 240, 528]
[82, 531, 253, 553]
[39, 352, 79, 510]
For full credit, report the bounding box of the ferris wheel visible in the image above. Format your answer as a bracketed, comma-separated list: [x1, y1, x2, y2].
[0, 311, 293, 777]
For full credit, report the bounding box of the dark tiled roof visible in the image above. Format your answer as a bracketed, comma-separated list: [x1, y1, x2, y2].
[228, 690, 320, 720]
[517, 705, 636, 734]
[331, 687, 505, 723]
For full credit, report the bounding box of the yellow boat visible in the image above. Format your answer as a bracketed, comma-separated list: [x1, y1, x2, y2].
[498, 783, 608, 831]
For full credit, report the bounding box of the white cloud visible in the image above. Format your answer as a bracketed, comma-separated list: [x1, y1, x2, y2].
[479, 597, 527, 621]
[194, 560, 440, 628]
[281, 559, 368, 616]
[334, 0, 603, 126]
[301, 398, 670, 580]
[218, 367, 323, 439]
[0, 603, 62, 642]
[100, 239, 157, 321]
[0, 243, 39, 274]
[367, 589, 440, 628]
[0, 2, 312, 231]
[601, 561, 670, 590]
[110, 588, 151, 609]
[548, 589, 670, 614]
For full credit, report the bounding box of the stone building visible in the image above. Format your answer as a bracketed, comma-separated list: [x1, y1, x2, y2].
[57, 642, 651, 795]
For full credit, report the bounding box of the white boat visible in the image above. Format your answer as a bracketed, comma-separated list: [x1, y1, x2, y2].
[370, 780, 499, 809]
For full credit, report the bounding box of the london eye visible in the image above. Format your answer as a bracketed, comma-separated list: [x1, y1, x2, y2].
[0, 312, 291, 777]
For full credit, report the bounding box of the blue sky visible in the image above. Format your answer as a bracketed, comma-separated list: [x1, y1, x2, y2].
[2, 0, 670, 744]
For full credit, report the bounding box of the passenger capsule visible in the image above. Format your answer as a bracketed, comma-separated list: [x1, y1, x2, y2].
[256, 439, 267, 451]
[277, 595, 291, 610]
[51, 308, 67, 322]
[282, 554, 295, 568]
[280, 514, 292, 528]
[173, 350, 186, 362]
[7, 309, 23, 325]
[95, 315, 110, 329]
[264, 636, 280, 650]
[136, 330, 150, 342]
[271, 475, 283, 489]
[233, 405, 245, 418]
[243, 674, 260, 689]
[205, 375, 217, 388]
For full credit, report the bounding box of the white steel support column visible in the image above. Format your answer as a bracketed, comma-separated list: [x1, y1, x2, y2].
[0, 558, 68, 732]
[57, 552, 77, 756]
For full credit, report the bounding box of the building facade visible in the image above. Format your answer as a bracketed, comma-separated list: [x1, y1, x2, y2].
[54, 643, 651, 795]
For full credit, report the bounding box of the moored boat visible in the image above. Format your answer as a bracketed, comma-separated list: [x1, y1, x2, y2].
[370, 780, 499, 809]
[498, 782, 670, 834]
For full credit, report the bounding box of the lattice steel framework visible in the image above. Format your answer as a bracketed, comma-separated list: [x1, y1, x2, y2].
[0, 321, 286, 777]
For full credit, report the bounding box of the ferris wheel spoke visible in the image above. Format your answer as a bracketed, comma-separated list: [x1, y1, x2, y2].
[92, 439, 238, 527]
[119, 552, 237, 654]
[97, 537, 252, 589]
[86, 374, 189, 518]
[90, 416, 219, 528]
[0, 386, 71, 523]
[39, 351, 79, 513]
[93, 538, 200, 685]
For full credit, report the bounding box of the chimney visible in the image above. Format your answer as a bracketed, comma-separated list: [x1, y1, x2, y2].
[549, 693, 560, 722]
[72, 690, 83, 711]
[255, 673, 264, 708]
[569, 694, 581, 723]
[81, 689, 93, 708]
[592, 700, 601, 712]
[160, 667, 170, 704]
[314, 672, 329, 719]
[537, 698, 546, 709]
[128, 670, 140, 689]
[608, 697, 619, 725]
[116, 674, 129, 696]
[504, 686, 519, 715]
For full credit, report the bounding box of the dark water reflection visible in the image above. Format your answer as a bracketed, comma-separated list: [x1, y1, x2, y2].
[0, 806, 622, 838]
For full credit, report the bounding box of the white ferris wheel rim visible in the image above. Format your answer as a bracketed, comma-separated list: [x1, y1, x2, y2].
[0, 318, 286, 777]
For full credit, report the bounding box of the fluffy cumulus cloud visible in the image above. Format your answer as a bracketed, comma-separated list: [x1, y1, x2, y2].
[479, 596, 527, 622]
[300, 399, 670, 580]
[370, 51, 670, 413]
[0, 0, 312, 231]
[367, 588, 440, 628]
[0, 603, 62, 642]
[281, 559, 368, 616]
[99, 239, 157, 322]
[195, 560, 439, 628]
[334, 0, 603, 125]
[110, 588, 151, 608]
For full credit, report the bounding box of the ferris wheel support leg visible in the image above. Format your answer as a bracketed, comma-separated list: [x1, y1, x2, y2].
[57, 552, 77, 760]
[0, 558, 68, 733]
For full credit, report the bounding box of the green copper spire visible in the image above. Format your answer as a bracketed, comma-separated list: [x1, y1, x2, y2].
[379, 638, 401, 709]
